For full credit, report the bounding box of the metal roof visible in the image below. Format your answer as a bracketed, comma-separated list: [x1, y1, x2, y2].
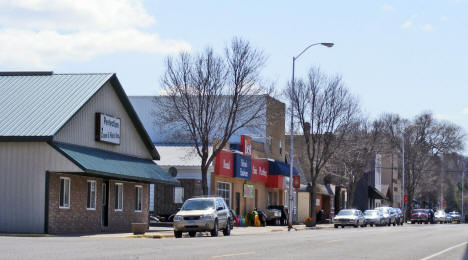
[0, 73, 112, 137]
[51, 142, 178, 184]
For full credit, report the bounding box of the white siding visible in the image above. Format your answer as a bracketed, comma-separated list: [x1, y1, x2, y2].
[54, 82, 152, 159]
[0, 142, 82, 233]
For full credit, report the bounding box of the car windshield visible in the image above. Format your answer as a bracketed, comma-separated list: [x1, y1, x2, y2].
[337, 210, 355, 216]
[181, 199, 215, 211]
[435, 211, 445, 215]
[412, 209, 426, 214]
[365, 210, 378, 216]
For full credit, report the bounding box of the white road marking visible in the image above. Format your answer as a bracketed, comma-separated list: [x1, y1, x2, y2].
[323, 239, 342, 243]
[212, 252, 255, 258]
[420, 241, 468, 260]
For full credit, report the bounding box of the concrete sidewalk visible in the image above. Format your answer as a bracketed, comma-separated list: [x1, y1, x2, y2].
[79, 224, 334, 239]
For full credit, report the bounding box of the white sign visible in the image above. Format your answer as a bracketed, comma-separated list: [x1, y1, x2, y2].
[316, 198, 321, 206]
[96, 113, 121, 144]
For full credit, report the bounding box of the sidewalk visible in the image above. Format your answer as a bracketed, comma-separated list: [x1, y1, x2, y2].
[79, 223, 334, 239]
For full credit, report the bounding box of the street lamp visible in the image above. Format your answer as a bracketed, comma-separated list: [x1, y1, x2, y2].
[288, 42, 334, 228]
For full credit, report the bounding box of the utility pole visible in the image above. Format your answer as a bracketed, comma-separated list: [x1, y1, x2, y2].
[462, 163, 465, 223]
[441, 155, 444, 210]
[401, 134, 405, 221]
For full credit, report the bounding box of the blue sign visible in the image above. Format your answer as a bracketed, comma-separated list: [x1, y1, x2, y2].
[233, 153, 251, 180]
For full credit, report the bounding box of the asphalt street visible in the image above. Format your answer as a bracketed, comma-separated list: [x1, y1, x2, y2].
[1, 224, 467, 260]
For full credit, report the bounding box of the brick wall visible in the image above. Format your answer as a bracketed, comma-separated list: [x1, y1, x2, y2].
[48, 172, 149, 234]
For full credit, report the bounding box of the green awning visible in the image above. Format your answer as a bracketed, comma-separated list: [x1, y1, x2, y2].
[52, 142, 178, 184]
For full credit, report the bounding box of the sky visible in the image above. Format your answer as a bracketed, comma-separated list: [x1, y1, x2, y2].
[1, 0, 468, 148]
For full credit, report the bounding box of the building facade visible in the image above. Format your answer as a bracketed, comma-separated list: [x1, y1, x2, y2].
[0, 72, 177, 234]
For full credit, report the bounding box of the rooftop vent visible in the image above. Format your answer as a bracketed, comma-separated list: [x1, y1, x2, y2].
[0, 71, 53, 76]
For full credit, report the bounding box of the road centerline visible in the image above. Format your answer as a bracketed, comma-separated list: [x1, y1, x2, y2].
[212, 252, 255, 258]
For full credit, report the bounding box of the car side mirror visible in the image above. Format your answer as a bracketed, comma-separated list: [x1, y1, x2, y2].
[217, 207, 224, 211]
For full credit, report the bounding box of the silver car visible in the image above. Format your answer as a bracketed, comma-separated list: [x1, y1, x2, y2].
[333, 209, 366, 228]
[434, 210, 447, 224]
[364, 210, 385, 226]
[173, 197, 232, 238]
[375, 207, 396, 226]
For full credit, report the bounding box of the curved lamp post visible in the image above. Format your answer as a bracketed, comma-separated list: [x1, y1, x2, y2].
[289, 42, 334, 228]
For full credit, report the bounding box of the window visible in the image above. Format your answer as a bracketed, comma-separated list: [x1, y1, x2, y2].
[59, 177, 70, 208]
[135, 185, 142, 212]
[216, 182, 232, 208]
[115, 183, 123, 211]
[173, 187, 184, 204]
[87, 180, 96, 210]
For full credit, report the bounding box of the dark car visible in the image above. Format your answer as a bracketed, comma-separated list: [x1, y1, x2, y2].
[410, 209, 429, 224]
[448, 211, 462, 224]
[267, 205, 289, 225]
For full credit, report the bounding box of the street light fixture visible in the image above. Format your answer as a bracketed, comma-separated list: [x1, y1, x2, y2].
[288, 42, 334, 228]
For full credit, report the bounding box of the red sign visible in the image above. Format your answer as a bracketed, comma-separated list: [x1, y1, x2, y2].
[215, 150, 234, 177]
[251, 158, 268, 183]
[443, 201, 446, 208]
[240, 135, 252, 156]
[266, 175, 283, 189]
[404, 194, 408, 203]
[293, 175, 300, 189]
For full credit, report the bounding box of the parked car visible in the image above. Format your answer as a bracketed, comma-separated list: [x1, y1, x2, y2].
[446, 213, 453, 223]
[264, 208, 283, 225]
[173, 197, 233, 238]
[448, 211, 462, 224]
[266, 205, 289, 225]
[434, 210, 447, 224]
[410, 209, 429, 224]
[394, 208, 404, 225]
[333, 209, 366, 228]
[375, 207, 396, 226]
[364, 210, 385, 226]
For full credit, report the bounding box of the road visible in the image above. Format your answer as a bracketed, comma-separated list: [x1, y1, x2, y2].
[1, 224, 467, 259]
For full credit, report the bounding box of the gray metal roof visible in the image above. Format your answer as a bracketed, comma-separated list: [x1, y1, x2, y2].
[0, 73, 112, 137]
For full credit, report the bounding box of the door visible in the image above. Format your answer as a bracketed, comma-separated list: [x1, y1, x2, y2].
[102, 181, 109, 227]
[216, 199, 228, 228]
[235, 192, 241, 216]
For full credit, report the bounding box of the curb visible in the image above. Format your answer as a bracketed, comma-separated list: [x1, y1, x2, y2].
[0, 234, 56, 237]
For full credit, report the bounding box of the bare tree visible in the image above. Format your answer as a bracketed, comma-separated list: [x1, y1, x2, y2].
[287, 67, 359, 225]
[377, 112, 464, 216]
[156, 37, 270, 195]
[330, 119, 383, 208]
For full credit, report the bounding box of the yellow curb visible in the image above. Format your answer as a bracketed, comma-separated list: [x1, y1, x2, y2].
[0, 234, 55, 237]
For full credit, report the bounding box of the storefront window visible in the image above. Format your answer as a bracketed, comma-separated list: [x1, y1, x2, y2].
[115, 183, 123, 211]
[59, 177, 70, 209]
[217, 182, 232, 208]
[174, 187, 184, 204]
[86, 180, 96, 210]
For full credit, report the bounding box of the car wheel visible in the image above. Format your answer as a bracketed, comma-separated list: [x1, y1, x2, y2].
[223, 220, 231, 236]
[411, 221, 415, 224]
[334, 224, 338, 228]
[188, 231, 196, 237]
[174, 231, 182, 238]
[210, 220, 219, 237]
[354, 223, 358, 228]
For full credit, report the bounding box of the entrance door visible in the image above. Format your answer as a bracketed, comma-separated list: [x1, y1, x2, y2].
[102, 181, 109, 227]
[235, 192, 240, 216]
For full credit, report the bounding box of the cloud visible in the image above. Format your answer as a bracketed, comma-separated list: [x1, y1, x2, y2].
[421, 24, 434, 31]
[440, 16, 449, 22]
[461, 108, 468, 115]
[401, 21, 413, 29]
[434, 113, 460, 122]
[381, 4, 395, 12]
[0, 0, 191, 68]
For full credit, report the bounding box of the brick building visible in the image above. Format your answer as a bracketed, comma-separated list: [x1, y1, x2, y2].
[130, 96, 297, 217]
[0, 72, 178, 234]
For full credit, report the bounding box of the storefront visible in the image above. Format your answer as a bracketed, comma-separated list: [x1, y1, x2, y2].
[0, 72, 178, 234]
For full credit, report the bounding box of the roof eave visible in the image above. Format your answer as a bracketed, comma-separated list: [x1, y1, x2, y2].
[0, 136, 53, 142]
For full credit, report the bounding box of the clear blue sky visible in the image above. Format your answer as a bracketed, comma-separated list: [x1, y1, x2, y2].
[1, 0, 467, 148]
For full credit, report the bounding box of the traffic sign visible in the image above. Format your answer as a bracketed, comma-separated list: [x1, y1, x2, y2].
[404, 194, 408, 203]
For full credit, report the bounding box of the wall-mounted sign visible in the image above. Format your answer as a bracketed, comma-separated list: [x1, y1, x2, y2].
[215, 150, 234, 177]
[243, 184, 254, 198]
[240, 135, 252, 156]
[95, 113, 121, 144]
[251, 158, 268, 183]
[293, 175, 300, 189]
[316, 198, 321, 206]
[233, 153, 251, 180]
